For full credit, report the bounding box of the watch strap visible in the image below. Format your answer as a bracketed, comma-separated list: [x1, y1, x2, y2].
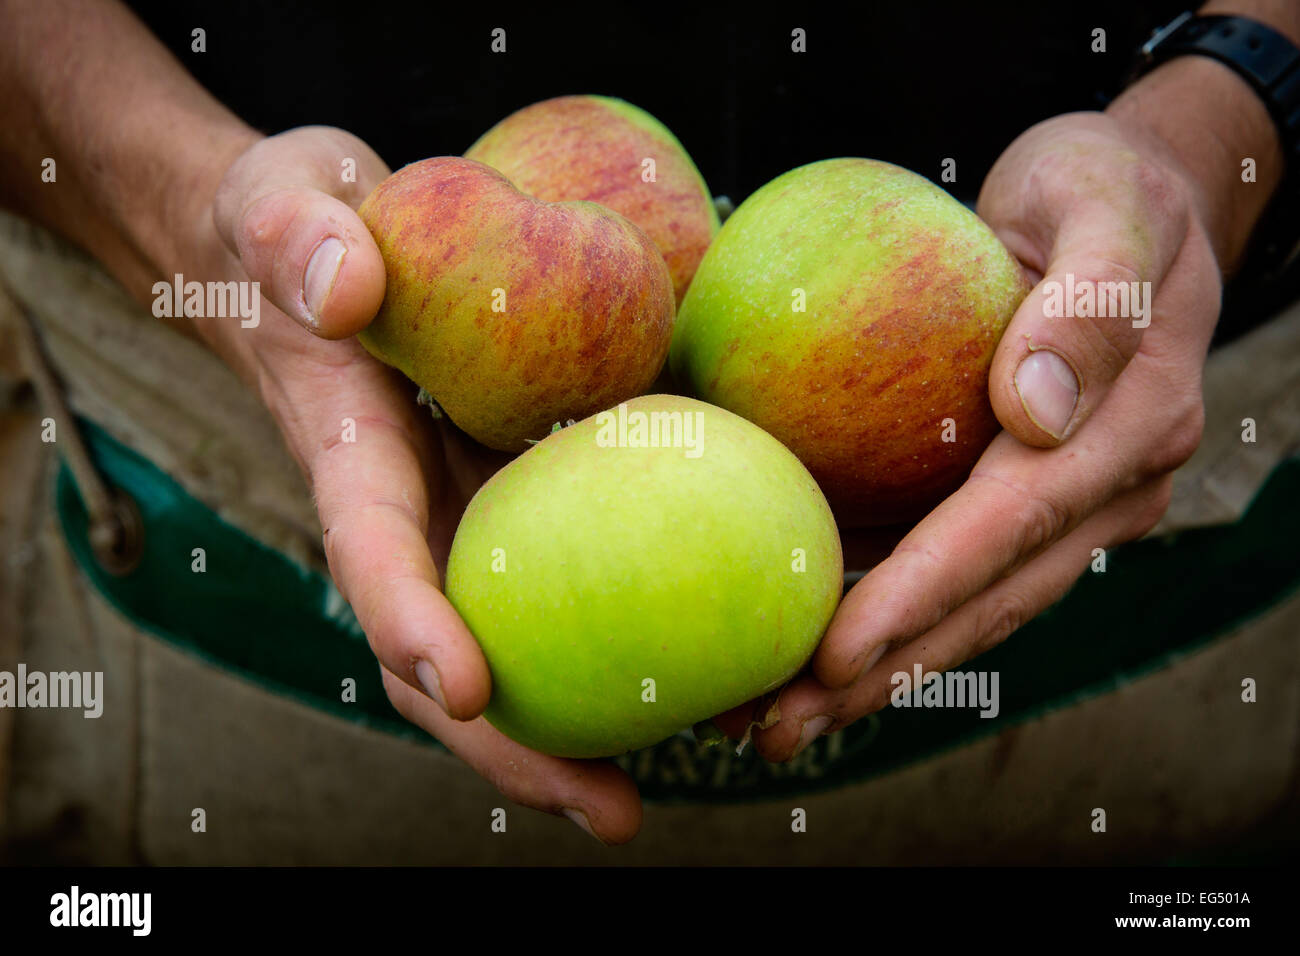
[1138, 13, 1300, 276]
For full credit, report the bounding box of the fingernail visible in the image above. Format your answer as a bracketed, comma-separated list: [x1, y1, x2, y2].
[843, 642, 889, 686]
[413, 659, 448, 711]
[859, 642, 889, 676]
[562, 807, 607, 845]
[792, 714, 835, 758]
[1015, 349, 1079, 440]
[304, 237, 346, 325]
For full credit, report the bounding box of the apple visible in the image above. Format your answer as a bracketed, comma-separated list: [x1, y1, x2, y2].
[358, 156, 674, 451]
[671, 158, 1030, 526]
[465, 95, 720, 304]
[445, 394, 843, 758]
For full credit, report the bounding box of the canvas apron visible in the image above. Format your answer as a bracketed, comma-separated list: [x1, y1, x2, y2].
[1, 211, 1297, 864]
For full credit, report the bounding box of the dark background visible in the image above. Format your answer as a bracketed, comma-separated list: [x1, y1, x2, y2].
[126, 1, 1186, 202]
[125, 0, 1296, 339]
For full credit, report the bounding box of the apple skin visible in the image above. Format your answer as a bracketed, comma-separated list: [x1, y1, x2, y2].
[445, 394, 843, 759]
[465, 95, 720, 304]
[358, 156, 675, 451]
[671, 158, 1031, 526]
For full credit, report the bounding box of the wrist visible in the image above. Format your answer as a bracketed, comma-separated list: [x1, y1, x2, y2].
[1107, 55, 1283, 275]
[154, 124, 266, 362]
[150, 121, 263, 287]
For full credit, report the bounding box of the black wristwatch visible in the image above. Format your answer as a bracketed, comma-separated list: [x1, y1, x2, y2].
[1135, 11, 1300, 278]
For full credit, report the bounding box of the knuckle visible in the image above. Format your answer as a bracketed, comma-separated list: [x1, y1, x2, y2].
[1146, 399, 1205, 475]
[1126, 479, 1174, 541]
[1135, 161, 1193, 238]
[1129, 157, 1183, 218]
[1066, 261, 1146, 364]
[483, 766, 538, 809]
[1172, 401, 1206, 465]
[885, 545, 955, 636]
[236, 191, 290, 262]
[1023, 158, 1063, 215]
[1078, 256, 1143, 289]
[973, 593, 1030, 649]
[1013, 489, 1073, 559]
[238, 187, 311, 269]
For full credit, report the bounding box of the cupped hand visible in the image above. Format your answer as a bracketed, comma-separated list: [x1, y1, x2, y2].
[194, 126, 640, 843]
[728, 111, 1218, 760]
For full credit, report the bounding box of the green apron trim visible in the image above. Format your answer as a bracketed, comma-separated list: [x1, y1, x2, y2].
[55, 418, 1300, 803]
[53, 420, 414, 742]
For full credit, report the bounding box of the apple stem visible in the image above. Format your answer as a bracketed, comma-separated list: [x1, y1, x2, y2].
[415, 387, 444, 420]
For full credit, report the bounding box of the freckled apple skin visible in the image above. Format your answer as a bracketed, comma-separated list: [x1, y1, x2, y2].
[465, 95, 720, 304]
[671, 158, 1031, 526]
[445, 394, 843, 759]
[357, 156, 675, 452]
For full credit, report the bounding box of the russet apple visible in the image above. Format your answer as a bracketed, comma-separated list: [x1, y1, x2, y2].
[465, 95, 720, 304]
[445, 394, 843, 758]
[357, 156, 675, 451]
[671, 158, 1030, 526]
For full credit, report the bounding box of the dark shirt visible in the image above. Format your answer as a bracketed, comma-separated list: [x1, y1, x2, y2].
[125, 2, 1190, 200]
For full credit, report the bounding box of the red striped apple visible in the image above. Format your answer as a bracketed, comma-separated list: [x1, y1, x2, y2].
[671, 158, 1031, 526]
[358, 156, 675, 451]
[465, 95, 720, 304]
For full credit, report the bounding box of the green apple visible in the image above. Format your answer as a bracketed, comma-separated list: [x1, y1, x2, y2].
[445, 394, 843, 758]
[466, 95, 720, 304]
[671, 158, 1030, 525]
[358, 156, 674, 451]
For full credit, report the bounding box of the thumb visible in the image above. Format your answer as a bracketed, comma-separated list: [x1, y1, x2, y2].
[986, 201, 1178, 447]
[213, 126, 389, 339]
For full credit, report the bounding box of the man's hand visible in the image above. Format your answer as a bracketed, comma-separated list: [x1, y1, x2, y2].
[199, 127, 643, 843]
[734, 100, 1248, 760]
[0, 0, 643, 842]
[727, 7, 1298, 761]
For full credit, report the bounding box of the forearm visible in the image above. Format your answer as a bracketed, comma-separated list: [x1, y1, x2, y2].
[1107, 0, 1300, 275]
[0, 0, 258, 302]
